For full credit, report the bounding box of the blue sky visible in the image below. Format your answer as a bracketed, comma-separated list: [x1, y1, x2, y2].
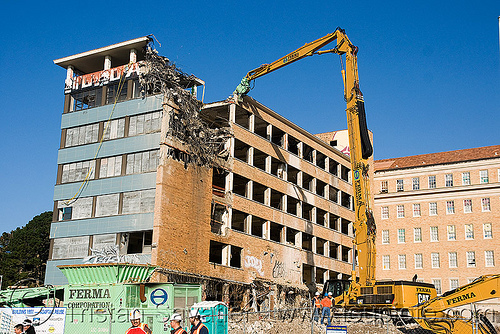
[0, 0, 499, 233]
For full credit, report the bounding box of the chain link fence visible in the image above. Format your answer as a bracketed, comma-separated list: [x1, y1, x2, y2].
[224, 307, 500, 334]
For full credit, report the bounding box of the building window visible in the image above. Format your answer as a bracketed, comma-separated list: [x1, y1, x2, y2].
[65, 123, 99, 147]
[61, 160, 96, 183]
[431, 253, 440, 268]
[414, 227, 422, 242]
[485, 251, 495, 267]
[484, 223, 493, 239]
[106, 82, 128, 104]
[413, 204, 421, 217]
[463, 199, 472, 213]
[71, 87, 103, 111]
[52, 236, 90, 259]
[465, 224, 474, 240]
[122, 189, 156, 214]
[396, 179, 404, 192]
[397, 205, 405, 218]
[450, 279, 459, 290]
[129, 111, 161, 136]
[480, 170, 489, 184]
[59, 207, 72, 221]
[382, 230, 390, 244]
[467, 251, 476, 267]
[445, 174, 453, 187]
[124, 231, 153, 254]
[462, 172, 471, 185]
[448, 252, 457, 268]
[102, 118, 126, 140]
[446, 200, 455, 214]
[412, 177, 420, 190]
[429, 202, 438, 216]
[428, 175, 436, 189]
[430, 226, 439, 242]
[398, 254, 406, 270]
[382, 255, 390, 270]
[481, 198, 491, 212]
[447, 225, 456, 241]
[398, 229, 406, 243]
[415, 253, 423, 269]
[126, 150, 159, 175]
[432, 279, 442, 295]
[381, 206, 389, 219]
[99, 156, 122, 178]
[381, 180, 388, 193]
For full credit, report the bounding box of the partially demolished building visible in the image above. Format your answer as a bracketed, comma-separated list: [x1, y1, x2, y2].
[47, 37, 356, 309]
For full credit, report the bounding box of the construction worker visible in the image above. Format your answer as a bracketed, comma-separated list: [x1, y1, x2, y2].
[312, 291, 322, 322]
[14, 324, 23, 334]
[320, 292, 333, 326]
[189, 309, 208, 334]
[169, 313, 187, 334]
[126, 309, 152, 334]
[22, 319, 36, 334]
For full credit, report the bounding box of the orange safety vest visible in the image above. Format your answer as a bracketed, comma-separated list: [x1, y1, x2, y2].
[320, 297, 332, 308]
[173, 327, 188, 334]
[313, 296, 321, 308]
[191, 323, 208, 334]
[126, 323, 152, 334]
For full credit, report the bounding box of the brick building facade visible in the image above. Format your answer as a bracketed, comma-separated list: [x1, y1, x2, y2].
[374, 146, 500, 295]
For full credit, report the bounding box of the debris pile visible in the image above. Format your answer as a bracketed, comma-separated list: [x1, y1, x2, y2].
[139, 45, 231, 167]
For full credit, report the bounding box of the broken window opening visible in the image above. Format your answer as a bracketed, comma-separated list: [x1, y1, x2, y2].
[329, 186, 338, 203]
[302, 173, 314, 192]
[253, 148, 267, 171]
[59, 207, 72, 221]
[341, 192, 351, 210]
[253, 116, 268, 139]
[232, 174, 249, 198]
[330, 243, 339, 260]
[270, 222, 283, 243]
[70, 87, 103, 112]
[106, 81, 128, 105]
[212, 168, 227, 197]
[230, 245, 242, 268]
[316, 238, 326, 255]
[271, 127, 285, 147]
[316, 180, 326, 198]
[288, 166, 299, 185]
[211, 202, 227, 235]
[231, 209, 247, 233]
[316, 208, 327, 226]
[302, 233, 313, 252]
[234, 110, 250, 129]
[302, 264, 314, 285]
[341, 218, 352, 236]
[329, 214, 339, 231]
[287, 196, 299, 216]
[341, 165, 350, 183]
[209, 240, 225, 265]
[316, 267, 326, 284]
[316, 152, 326, 170]
[122, 230, 153, 254]
[286, 227, 298, 246]
[287, 135, 300, 155]
[329, 160, 339, 176]
[342, 246, 350, 263]
[270, 189, 283, 210]
[302, 144, 314, 163]
[302, 202, 314, 222]
[251, 216, 265, 238]
[252, 182, 266, 204]
[233, 139, 250, 163]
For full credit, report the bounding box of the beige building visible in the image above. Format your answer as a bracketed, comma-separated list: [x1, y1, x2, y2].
[374, 145, 500, 294]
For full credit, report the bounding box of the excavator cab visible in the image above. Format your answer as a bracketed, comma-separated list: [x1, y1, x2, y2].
[323, 279, 351, 298]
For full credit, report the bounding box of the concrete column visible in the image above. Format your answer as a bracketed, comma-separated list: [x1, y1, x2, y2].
[266, 124, 272, 141]
[312, 150, 317, 165]
[337, 245, 342, 260]
[247, 147, 254, 166]
[298, 142, 304, 159]
[129, 48, 137, 63]
[227, 207, 233, 230]
[263, 221, 270, 240]
[249, 114, 255, 133]
[297, 171, 303, 188]
[229, 104, 236, 123]
[325, 214, 330, 230]
[311, 178, 317, 194]
[246, 180, 253, 200]
[312, 237, 317, 254]
[264, 187, 271, 206]
[222, 245, 230, 266]
[104, 55, 112, 70]
[311, 207, 317, 224]
[246, 215, 253, 235]
[325, 241, 330, 257]
[282, 194, 288, 212]
[279, 163, 287, 181]
[325, 157, 330, 173]
[226, 172, 233, 194]
[282, 133, 288, 150]
[297, 201, 302, 218]
[265, 156, 271, 173]
[295, 231, 302, 247]
[66, 65, 74, 81]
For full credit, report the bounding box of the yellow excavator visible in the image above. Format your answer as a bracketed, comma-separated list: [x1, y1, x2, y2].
[232, 28, 500, 333]
[232, 27, 437, 314]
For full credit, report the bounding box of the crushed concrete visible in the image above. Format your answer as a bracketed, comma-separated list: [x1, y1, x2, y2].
[139, 45, 231, 168]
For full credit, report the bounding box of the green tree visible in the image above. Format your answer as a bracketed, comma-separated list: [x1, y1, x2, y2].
[0, 211, 52, 288]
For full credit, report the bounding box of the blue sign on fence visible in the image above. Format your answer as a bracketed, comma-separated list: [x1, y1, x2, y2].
[326, 325, 347, 334]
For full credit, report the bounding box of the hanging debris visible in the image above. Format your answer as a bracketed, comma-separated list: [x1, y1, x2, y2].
[139, 45, 232, 167]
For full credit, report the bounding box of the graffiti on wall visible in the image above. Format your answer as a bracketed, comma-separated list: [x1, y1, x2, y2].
[244, 255, 264, 276]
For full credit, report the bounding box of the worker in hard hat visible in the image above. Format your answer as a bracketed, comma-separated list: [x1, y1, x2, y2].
[312, 291, 322, 322]
[320, 292, 333, 326]
[188, 308, 208, 334]
[126, 309, 152, 334]
[169, 313, 187, 334]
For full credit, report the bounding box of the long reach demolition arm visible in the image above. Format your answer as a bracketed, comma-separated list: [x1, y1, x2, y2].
[233, 28, 376, 287]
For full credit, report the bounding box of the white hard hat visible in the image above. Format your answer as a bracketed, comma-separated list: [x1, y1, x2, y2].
[315, 292, 320, 296]
[189, 308, 200, 319]
[169, 313, 182, 322]
[328, 292, 333, 296]
[129, 309, 141, 320]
